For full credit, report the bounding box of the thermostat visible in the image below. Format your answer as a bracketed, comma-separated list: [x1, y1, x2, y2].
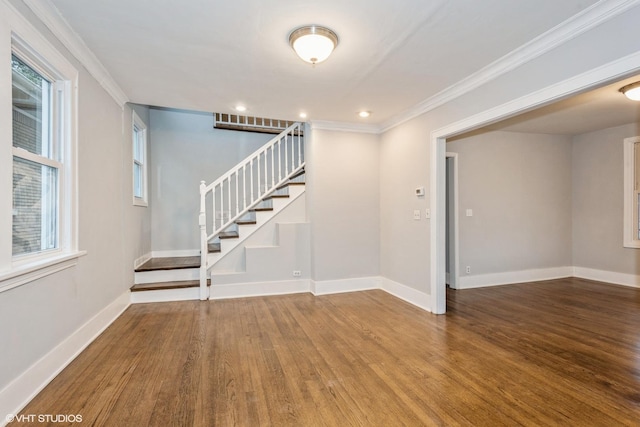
[415, 186, 425, 197]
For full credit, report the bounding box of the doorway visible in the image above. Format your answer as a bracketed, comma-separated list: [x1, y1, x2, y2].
[445, 153, 459, 289]
[429, 55, 640, 314]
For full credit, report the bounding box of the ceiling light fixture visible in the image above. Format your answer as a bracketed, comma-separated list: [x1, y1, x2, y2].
[620, 82, 640, 101]
[289, 25, 338, 65]
[235, 105, 247, 112]
[299, 112, 308, 119]
[358, 111, 371, 118]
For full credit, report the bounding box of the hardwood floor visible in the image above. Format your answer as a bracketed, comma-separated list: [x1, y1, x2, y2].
[15, 278, 640, 426]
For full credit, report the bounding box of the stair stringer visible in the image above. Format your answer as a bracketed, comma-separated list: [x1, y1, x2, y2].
[207, 185, 305, 272]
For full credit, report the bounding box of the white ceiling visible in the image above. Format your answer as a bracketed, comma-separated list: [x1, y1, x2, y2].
[49, 0, 602, 125]
[477, 73, 640, 136]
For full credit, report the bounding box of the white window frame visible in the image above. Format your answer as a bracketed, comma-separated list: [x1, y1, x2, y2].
[0, 11, 83, 293]
[623, 136, 640, 248]
[12, 53, 62, 257]
[132, 110, 148, 207]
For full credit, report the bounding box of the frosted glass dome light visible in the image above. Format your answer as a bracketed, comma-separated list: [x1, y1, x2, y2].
[620, 82, 640, 101]
[289, 25, 338, 65]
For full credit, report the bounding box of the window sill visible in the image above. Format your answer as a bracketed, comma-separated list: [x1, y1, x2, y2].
[133, 198, 148, 207]
[0, 250, 87, 293]
[623, 239, 640, 249]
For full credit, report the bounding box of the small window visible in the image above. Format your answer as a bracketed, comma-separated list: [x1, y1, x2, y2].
[12, 54, 62, 257]
[132, 110, 148, 206]
[623, 136, 640, 248]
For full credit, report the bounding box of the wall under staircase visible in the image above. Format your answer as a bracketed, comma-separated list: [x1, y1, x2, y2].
[210, 197, 311, 299]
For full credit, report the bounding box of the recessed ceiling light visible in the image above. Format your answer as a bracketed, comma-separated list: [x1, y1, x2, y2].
[620, 81, 640, 101]
[299, 112, 308, 119]
[289, 25, 339, 65]
[358, 111, 371, 118]
[235, 105, 247, 112]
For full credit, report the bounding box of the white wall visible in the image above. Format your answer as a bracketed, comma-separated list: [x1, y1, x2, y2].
[447, 131, 573, 278]
[0, 0, 150, 406]
[149, 108, 272, 253]
[306, 128, 380, 282]
[572, 122, 640, 275]
[380, 119, 431, 292]
[380, 4, 640, 296]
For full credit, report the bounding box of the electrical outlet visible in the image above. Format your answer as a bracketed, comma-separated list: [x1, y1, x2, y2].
[466, 266, 471, 274]
[293, 270, 302, 277]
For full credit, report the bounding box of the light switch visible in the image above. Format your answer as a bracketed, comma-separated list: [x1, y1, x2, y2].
[466, 209, 473, 217]
[413, 210, 421, 220]
[425, 209, 431, 219]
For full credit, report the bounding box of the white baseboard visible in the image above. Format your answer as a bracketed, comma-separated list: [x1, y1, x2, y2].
[133, 252, 152, 269]
[311, 277, 381, 296]
[131, 275, 435, 315]
[380, 277, 431, 312]
[0, 292, 130, 425]
[211, 279, 310, 300]
[573, 266, 640, 288]
[150, 249, 200, 258]
[458, 266, 573, 289]
[130, 286, 201, 304]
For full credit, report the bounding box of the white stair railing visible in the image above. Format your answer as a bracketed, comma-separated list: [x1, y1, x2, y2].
[198, 122, 305, 300]
[214, 113, 297, 133]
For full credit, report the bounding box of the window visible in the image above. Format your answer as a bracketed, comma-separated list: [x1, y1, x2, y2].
[623, 136, 640, 248]
[1, 25, 81, 292]
[12, 54, 60, 257]
[132, 111, 148, 206]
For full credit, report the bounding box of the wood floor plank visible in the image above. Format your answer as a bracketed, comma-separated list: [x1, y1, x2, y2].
[13, 278, 640, 426]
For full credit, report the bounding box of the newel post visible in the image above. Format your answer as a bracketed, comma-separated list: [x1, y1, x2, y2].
[199, 181, 209, 300]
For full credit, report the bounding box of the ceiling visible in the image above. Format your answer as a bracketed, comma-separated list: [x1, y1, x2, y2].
[476, 73, 640, 136]
[48, 0, 602, 125]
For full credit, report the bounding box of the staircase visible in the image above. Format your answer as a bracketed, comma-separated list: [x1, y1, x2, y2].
[131, 122, 305, 303]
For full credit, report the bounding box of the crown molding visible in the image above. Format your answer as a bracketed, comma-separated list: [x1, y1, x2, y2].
[381, 0, 640, 133]
[22, 0, 129, 108]
[310, 120, 382, 134]
[433, 50, 640, 139]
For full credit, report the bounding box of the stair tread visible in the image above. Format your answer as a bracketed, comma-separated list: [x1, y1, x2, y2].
[218, 231, 239, 239]
[290, 168, 306, 179]
[263, 194, 290, 201]
[250, 207, 274, 212]
[208, 242, 221, 253]
[131, 279, 210, 292]
[276, 181, 305, 190]
[135, 256, 200, 272]
[235, 219, 257, 225]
